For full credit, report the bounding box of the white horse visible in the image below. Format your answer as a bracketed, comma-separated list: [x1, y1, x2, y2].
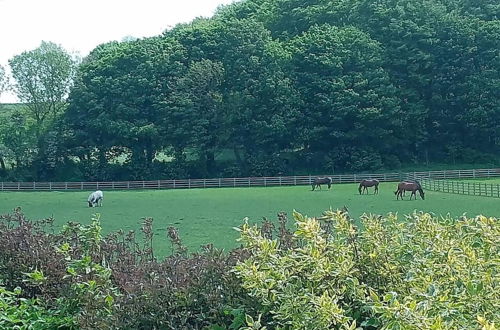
[87, 190, 104, 207]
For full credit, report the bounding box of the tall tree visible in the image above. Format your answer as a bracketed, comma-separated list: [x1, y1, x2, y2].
[216, 19, 301, 172]
[0, 64, 9, 100]
[165, 59, 224, 174]
[287, 24, 402, 168]
[9, 41, 77, 138]
[65, 37, 187, 178]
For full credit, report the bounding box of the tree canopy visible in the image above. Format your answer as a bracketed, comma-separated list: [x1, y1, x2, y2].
[1, 0, 499, 180]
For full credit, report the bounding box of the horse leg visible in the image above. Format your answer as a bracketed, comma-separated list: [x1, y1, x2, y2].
[375, 185, 378, 194]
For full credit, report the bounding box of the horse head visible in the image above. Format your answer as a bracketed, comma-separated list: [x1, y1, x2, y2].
[418, 188, 425, 200]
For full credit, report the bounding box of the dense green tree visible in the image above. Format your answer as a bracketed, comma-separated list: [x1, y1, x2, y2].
[0, 111, 35, 171]
[215, 19, 301, 172]
[65, 38, 186, 178]
[169, 18, 301, 173]
[164, 59, 224, 174]
[287, 25, 402, 166]
[354, 0, 499, 159]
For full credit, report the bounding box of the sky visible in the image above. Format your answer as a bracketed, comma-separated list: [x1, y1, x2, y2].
[0, 0, 235, 103]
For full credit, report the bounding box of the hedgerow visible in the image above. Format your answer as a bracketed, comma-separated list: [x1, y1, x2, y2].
[0, 208, 497, 329]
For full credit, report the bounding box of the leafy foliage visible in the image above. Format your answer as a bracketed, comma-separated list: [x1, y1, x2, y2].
[0, 207, 498, 328]
[234, 210, 499, 329]
[0, 286, 75, 329]
[2, 0, 498, 180]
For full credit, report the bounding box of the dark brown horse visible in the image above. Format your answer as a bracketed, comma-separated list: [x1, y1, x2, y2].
[358, 179, 379, 194]
[312, 177, 333, 191]
[395, 181, 425, 200]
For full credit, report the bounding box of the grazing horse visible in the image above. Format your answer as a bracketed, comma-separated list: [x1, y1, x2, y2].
[88, 190, 104, 207]
[394, 181, 424, 200]
[358, 179, 379, 194]
[312, 177, 333, 191]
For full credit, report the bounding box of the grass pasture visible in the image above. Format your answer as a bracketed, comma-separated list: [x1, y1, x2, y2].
[1, 182, 499, 257]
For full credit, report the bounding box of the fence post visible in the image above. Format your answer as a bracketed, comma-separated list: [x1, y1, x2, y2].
[218, 178, 221, 188]
[1, 182, 3, 191]
[264, 177, 267, 187]
[173, 180, 176, 189]
[294, 176, 297, 185]
[157, 180, 160, 189]
[127, 182, 130, 189]
[279, 177, 282, 186]
[233, 178, 236, 187]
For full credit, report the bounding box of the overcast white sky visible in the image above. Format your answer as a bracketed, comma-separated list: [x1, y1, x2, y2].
[0, 0, 235, 103]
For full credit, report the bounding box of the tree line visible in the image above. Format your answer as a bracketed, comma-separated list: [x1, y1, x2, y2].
[0, 0, 498, 181]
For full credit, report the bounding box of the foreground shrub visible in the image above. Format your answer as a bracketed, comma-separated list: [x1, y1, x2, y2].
[361, 212, 499, 329]
[0, 285, 75, 329]
[0, 209, 253, 329]
[234, 210, 499, 329]
[1, 208, 497, 329]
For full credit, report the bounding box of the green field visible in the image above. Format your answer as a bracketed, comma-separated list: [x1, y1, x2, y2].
[1, 182, 499, 257]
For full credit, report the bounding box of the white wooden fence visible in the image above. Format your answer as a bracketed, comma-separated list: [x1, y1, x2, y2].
[419, 178, 500, 198]
[0, 168, 499, 191]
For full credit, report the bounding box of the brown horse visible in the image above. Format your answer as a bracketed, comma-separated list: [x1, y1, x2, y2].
[395, 181, 425, 200]
[358, 179, 379, 194]
[312, 177, 333, 191]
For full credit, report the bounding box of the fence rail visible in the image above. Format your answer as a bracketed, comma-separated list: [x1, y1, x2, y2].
[419, 178, 500, 198]
[0, 168, 499, 192]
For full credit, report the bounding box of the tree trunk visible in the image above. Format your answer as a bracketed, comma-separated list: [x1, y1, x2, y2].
[233, 147, 248, 174]
[0, 156, 6, 172]
[98, 149, 107, 166]
[145, 144, 155, 168]
[205, 151, 216, 175]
